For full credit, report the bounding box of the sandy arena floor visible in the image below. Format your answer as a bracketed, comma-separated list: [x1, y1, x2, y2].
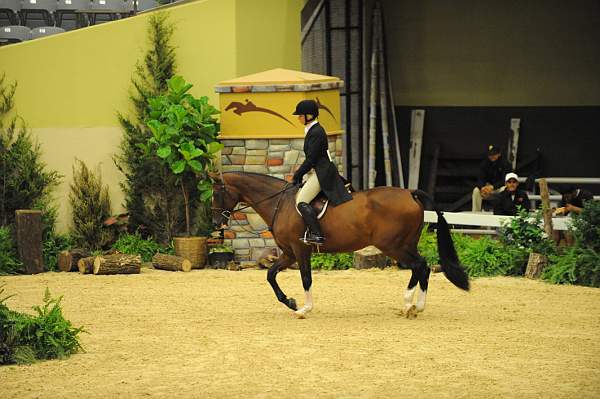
[1, 268, 599, 398]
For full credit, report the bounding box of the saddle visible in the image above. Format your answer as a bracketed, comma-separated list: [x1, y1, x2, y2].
[295, 177, 355, 220]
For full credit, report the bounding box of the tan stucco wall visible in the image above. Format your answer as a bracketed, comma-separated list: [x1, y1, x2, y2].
[0, 0, 302, 232]
[382, 0, 600, 106]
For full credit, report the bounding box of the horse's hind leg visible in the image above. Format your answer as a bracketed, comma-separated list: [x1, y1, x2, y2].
[385, 247, 429, 318]
[415, 260, 431, 313]
[267, 252, 297, 311]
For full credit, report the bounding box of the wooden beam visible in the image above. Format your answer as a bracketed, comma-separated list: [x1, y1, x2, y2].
[538, 178, 554, 238]
[408, 109, 425, 190]
[508, 118, 520, 170]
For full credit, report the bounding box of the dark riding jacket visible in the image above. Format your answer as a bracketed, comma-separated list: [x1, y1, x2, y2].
[477, 157, 512, 189]
[294, 122, 352, 207]
[492, 188, 531, 216]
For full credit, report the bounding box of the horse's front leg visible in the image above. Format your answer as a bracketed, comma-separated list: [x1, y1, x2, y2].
[294, 251, 313, 319]
[266, 252, 298, 311]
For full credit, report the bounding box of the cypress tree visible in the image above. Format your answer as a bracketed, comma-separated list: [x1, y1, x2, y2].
[115, 13, 203, 244]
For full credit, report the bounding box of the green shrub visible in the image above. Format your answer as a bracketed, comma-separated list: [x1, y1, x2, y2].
[543, 246, 579, 285]
[311, 253, 354, 270]
[459, 235, 526, 277]
[543, 201, 600, 287]
[417, 226, 439, 265]
[0, 286, 85, 365]
[498, 207, 556, 256]
[0, 227, 21, 275]
[417, 227, 527, 277]
[112, 232, 173, 262]
[572, 200, 600, 252]
[69, 159, 113, 251]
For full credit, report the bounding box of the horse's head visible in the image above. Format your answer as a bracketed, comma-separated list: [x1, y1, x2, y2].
[210, 173, 241, 229]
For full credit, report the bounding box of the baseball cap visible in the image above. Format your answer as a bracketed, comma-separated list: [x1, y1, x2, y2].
[505, 172, 519, 182]
[487, 145, 501, 156]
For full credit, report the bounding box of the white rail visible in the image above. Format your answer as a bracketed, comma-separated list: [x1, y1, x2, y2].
[424, 211, 572, 231]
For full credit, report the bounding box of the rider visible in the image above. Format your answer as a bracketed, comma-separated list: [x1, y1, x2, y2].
[292, 99, 352, 245]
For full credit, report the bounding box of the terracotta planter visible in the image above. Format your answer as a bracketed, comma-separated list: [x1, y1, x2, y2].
[173, 236, 207, 269]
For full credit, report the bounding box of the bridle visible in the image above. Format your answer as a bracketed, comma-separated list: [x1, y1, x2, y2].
[211, 176, 296, 234]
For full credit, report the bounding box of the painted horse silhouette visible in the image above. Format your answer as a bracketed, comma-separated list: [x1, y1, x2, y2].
[212, 172, 469, 318]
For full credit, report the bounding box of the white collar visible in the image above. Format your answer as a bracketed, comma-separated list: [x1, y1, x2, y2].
[304, 119, 318, 135]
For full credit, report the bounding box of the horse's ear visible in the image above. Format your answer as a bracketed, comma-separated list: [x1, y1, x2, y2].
[208, 171, 222, 182]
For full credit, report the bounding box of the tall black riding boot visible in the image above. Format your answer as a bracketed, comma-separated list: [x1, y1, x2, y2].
[297, 202, 325, 245]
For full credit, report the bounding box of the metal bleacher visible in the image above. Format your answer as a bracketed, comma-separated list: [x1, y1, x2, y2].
[0, 0, 166, 44]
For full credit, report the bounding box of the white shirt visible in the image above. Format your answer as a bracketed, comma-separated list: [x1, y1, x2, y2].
[304, 119, 318, 135]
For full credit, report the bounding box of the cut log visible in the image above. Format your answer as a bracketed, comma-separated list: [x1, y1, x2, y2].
[525, 252, 548, 279]
[78, 256, 96, 274]
[59, 249, 90, 272]
[354, 246, 387, 269]
[58, 251, 72, 272]
[152, 253, 192, 272]
[93, 254, 141, 275]
[15, 210, 44, 274]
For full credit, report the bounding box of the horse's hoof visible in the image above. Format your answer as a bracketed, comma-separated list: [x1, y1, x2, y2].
[294, 310, 307, 319]
[288, 298, 297, 311]
[405, 304, 418, 319]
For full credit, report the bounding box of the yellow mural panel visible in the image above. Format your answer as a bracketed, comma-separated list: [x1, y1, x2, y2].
[219, 90, 341, 138]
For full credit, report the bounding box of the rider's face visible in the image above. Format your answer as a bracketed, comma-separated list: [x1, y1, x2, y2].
[298, 115, 306, 125]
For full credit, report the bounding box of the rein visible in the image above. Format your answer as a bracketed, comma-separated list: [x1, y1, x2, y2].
[213, 179, 296, 236]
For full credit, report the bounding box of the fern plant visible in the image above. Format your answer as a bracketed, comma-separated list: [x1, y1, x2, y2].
[1, 286, 85, 365]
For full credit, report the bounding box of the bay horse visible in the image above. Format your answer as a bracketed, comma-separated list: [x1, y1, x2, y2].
[212, 172, 469, 318]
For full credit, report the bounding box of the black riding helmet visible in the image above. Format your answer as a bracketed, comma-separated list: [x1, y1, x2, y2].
[293, 99, 319, 124]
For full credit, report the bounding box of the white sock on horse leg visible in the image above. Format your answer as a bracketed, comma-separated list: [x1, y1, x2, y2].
[404, 287, 416, 306]
[416, 288, 427, 312]
[295, 288, 313, 316]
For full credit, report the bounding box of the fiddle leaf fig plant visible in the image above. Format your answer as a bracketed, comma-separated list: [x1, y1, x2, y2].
[144, 75, 222, 236]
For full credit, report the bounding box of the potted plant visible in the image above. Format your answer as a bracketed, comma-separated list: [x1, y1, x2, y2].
[143, 75, 222, 268]
[208, 244, 235, 269]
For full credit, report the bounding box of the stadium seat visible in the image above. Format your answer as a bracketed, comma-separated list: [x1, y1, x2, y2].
[20, 0, 57, 26]
[135, 0, 158, 12]
[30, 25, 65, 39]
[88, 0, 124, 25]
[0, 0, 21, 25]
[0, 25, 30, 44]
[55, 0, 90, 28]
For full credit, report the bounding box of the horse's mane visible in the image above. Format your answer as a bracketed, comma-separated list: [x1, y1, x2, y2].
[223, 171, 287, 184]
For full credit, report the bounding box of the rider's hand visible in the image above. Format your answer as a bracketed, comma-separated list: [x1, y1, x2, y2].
[293, 172, 303, 186]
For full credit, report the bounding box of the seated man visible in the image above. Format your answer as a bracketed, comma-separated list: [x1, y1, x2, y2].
[472, 145, 512, 212]
[491, 172, 531, 216]
[555, 184, 594, 216]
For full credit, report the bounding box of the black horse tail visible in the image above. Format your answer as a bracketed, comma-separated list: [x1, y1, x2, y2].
[411, 190, 470, 291]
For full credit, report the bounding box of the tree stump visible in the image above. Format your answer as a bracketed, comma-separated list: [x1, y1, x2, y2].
[93, 254, 141, 275]
[15, 210, 44, 274]
[78, 256, 96, 274]
[58, 249, 90, 272]
[152, 253, 192, 272]
[525, 252, 548, 279]
[353, 246, 387, 269]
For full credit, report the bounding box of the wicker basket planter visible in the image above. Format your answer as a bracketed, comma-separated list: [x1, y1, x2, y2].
[173, 236, 208, 269]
